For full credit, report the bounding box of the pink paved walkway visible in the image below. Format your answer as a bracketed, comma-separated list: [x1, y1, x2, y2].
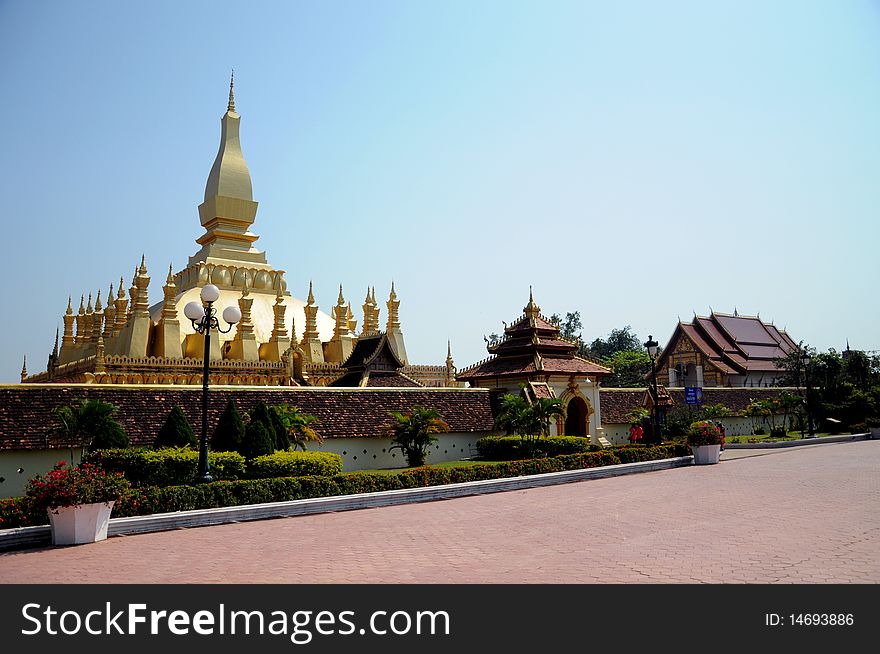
[1, 441, 877, 583]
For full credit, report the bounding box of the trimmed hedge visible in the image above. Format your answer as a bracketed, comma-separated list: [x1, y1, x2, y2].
[83, 448, 247, 487]
[3, 444, 690, 529]
[476, 435, 598, 460]
[248, 451, 343, 479]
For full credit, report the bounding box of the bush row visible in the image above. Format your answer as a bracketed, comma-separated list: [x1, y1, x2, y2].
[83, 448, 342, 487]
[2, 444, 688, 529]
[476, 435, 598, 460]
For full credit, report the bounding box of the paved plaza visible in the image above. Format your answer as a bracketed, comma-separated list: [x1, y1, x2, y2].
[0, 441, 877, 583]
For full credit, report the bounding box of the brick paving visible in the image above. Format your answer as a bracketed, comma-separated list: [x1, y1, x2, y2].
[0, 441, 877, 583]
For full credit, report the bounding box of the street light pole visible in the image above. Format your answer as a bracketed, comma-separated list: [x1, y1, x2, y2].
[801, 350, 815, 438]
[184, 284, 241, 483]
[645, 335, 660, 445]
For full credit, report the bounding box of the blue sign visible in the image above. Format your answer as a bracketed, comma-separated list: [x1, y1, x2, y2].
[685, 387, 703, 405]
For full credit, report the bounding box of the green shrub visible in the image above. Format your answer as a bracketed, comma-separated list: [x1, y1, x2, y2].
[241, 419, 275, 460]
[686, 421, 724, 447]
[83, 448, 246, 487]
[154, 406, 197, 449]
[476, 435, 596, 460]
[212, 399, 245, 452]
[49, 398, 131, 449]
[769, 427, 786, 440]
[248, 451, 343, 479]
[269, 407, 290, 451]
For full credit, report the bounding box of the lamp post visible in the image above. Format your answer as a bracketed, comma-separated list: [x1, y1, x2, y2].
[645, 335, 660, 444]
[800, 349, 815, 438]
[183, 284, 241, 483]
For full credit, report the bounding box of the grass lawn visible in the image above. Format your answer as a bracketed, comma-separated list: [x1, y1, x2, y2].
[346, 459, 504, 476]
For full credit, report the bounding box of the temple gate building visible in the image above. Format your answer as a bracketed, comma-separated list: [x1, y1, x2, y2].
[457, 291, 611, 440]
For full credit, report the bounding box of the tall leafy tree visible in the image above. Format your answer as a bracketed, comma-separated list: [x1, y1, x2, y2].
[587, 325, 643, 359]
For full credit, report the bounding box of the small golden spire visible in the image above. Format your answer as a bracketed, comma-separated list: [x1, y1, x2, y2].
[307, 280, 315, 304]
[337, 284, 345, 305]
[389, 280, 397, 300]
[364, 287, 372, 304]
[118, 277, 126, 299]
[108, 283, 114, 301]
[228, 69, 235, 112]
[78, 295, 85, 314]
[166, 264, 174, 284]
[94, 289, 103, 312]
[86, 292, 93, 314]
[138, 254, 147, 275]
[66, 296, 73, 316]
[21, 355, 27, 381]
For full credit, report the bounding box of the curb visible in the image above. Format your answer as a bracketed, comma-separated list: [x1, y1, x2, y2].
[725, 432, 871, 449]
[0, 456, 693, 551]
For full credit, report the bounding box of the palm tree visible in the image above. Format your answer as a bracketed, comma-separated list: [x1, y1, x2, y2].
[274, 404, 322, 451]
[48, 398, 130, 457]
[383, 405, 450, 467]
[494, 394, 537, 436]
[529, 397, 565, 437]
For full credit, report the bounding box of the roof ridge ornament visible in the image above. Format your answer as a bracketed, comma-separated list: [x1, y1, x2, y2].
[228, 69, 235, 113]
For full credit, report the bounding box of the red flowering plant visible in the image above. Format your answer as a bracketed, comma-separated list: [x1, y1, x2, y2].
[25, 461, 131, 515]
[685, 420, 724, 447]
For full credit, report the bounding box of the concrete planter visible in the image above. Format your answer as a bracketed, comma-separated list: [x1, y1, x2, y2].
[48, 501, 115, 545]
[690, 444, 721, 465]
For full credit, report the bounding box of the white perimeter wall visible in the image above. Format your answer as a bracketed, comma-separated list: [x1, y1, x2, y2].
[0, 449, 83, 499]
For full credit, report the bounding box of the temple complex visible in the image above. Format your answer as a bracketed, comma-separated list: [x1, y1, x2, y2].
[23, 76, 454, 388]
[457, 290, 612, 439]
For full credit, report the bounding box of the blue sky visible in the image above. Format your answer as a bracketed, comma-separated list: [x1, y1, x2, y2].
[1, 0, 878, 382]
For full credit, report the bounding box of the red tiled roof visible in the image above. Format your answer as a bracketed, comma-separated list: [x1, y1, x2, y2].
[0, 385, 496, 450]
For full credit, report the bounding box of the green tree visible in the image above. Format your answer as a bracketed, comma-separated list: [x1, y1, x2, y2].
[383, 405, 450, 467]
[529, 397, 565, 437]
[494, 394, 539, 436]
[605, 350, 651, 387]
[212, 399, 245, 452]
[240, 419, 275, 460]
[549, 311, 583, 343]
[49, 398, 130, 451]
[274, 404, 322, 451]
[587, 325, 643, 359]
[154, 406, 197, 449]
[268, 406, 290, 451]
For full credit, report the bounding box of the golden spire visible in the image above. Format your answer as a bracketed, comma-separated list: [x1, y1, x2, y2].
[78, 295, 85, 314]
[524, 286, 541, 319]
[307, 280, 315, 305]
[138, 254, 148, 275]
[389, 280, 397, 301]
[228, 69, 235, 113]
[118, 277, 126, 299]
[108, 283, 114, 300]
[86, 292, 93, 314]
[66, 296, 73, 316]
[21, 355, 27, 382]
[166, 263, 174, 284]
[94, 289, 103, 313]
[337, 284, 345, 305]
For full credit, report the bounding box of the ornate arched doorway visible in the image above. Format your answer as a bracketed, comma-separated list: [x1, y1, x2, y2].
[564, 396, 589, 437]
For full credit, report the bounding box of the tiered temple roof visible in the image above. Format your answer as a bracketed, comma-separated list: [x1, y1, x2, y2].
[458, 290, 611, 383]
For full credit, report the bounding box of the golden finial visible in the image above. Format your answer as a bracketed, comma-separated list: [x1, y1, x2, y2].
[389, 281, 397, 300]
[138, 254, 147, 275]
[337, 284, 345, 305]
[447, 340, 453, 359]
[21, 355, 27, 381]
[66, 296, 73, 315]
[307, 280, 315, 304]
[86, 293, 93, 313]
[118, 277, 126, 299]
[108, 283, 114, 301]
[370, 286, 376, 303]
[166, 264, 174, 284]
[228, 69, 235, 112]
[94, 289, 103, 312]
[365, 287, 372, 304]
[78, 295, 85, 314]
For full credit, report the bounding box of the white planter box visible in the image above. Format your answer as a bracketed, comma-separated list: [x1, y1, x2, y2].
[48, 501, 115, 545]
[691, 444, 721, 465]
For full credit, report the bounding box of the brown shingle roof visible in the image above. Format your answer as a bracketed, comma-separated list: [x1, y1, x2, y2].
[0, 385, 496, 450]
